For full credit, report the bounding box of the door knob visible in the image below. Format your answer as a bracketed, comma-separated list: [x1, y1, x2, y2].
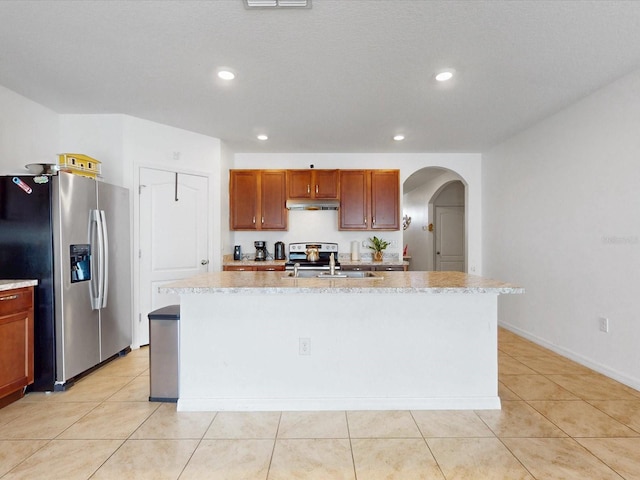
[436, 252, 441, 255]
[201, 260, 209, 265]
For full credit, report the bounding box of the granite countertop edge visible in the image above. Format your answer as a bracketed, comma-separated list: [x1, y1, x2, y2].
[0, 279, 38, 291]
[161, 285, 524, 295]
[160, 272, 523, 295]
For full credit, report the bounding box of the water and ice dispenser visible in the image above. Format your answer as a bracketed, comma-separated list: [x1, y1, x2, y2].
[70, 244, 91, 283]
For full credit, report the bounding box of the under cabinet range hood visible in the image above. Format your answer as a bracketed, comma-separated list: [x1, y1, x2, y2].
[286, 198, 340, 210]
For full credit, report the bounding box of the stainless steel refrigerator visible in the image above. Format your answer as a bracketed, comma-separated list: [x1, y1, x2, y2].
[0, 171, 132, 391]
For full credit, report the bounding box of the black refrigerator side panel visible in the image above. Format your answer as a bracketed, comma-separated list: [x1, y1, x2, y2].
[0, 176, 56, 391]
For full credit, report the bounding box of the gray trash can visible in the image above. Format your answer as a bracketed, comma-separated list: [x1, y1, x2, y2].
[148, 305, 180, 402]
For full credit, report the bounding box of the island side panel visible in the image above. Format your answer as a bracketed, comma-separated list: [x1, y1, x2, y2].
[177, 292, 500, 411]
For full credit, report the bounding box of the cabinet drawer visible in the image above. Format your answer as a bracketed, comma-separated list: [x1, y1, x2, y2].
[255, 265, 285, 271]
[223, 265, 257, 271]
[340, 265, 374, 272]
[373, 265, 405, 272]
[0, 288, 33, 316]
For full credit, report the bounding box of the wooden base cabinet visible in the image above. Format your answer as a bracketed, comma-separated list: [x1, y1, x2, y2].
[341, 264, 406, 272]
[0, 287, 34, 407]
[223, 265, 285, 272]
[339, 170, 400, 230]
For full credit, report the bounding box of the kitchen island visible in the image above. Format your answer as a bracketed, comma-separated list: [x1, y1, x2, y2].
[160, 271, 522, 412]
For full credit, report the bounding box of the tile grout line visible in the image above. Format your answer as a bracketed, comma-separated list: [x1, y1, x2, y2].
[409, 410, 448, 480]
[264, 411, 282, 479]
[345, 411, 358, 480]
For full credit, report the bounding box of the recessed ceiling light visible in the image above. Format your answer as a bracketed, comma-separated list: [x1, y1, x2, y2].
[257, 134, 268, 141]
[435, 70, 454, 82]
[217, 70, 236, 80]
[393, 134, 405, 141]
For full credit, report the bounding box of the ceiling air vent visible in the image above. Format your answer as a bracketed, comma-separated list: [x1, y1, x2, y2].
[244, 0, 311, 8]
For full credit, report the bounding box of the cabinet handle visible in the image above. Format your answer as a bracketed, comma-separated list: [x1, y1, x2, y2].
[307, 184, 310, 194]
[373, 216, 376, 225]
[252, 216, 256, 224]
[0, 294, 18, 301]
[364, 217, 367, 225]
[315, 185, 318, 194]
[262, 216, 264, 224]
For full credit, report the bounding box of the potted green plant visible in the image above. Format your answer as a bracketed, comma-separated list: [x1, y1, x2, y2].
[368, 236, 390, 261]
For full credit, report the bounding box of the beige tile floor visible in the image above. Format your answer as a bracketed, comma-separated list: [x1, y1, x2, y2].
[1, 327, 640, 479]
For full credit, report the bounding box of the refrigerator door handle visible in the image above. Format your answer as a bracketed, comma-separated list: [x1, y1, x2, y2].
[99, 209, 109, 308]
[89, 209, 106, 310]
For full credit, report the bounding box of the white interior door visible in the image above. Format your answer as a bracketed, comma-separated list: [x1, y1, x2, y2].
[139, 168, 209, 345]
[435, 206, 465, 272]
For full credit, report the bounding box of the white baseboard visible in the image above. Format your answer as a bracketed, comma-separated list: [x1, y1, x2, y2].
[499, 322, 640, 392]
[177, 396, 502, 412]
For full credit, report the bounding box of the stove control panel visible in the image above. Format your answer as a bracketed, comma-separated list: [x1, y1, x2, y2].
[288, 242, 338, 253]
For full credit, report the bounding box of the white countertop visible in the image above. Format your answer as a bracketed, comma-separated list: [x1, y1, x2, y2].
[0, 279, 38, 292]
[161, 271, 523, 295]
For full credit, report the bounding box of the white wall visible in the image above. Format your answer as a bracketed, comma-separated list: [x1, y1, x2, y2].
[483, 69, 640, 389]
[232, 153, 482, 272]
[59, 115, 126, 186]
[60, 114, 222, 348]
[0, 85, 59, 174]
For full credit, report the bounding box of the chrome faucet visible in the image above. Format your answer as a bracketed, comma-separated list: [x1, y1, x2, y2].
[329, 253, 336, 276]
[294, 262, 300, 278]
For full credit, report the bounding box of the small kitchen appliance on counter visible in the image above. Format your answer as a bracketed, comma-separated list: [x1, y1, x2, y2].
[233, 245, 242, 260]
[285, 242, 340, 272]
[274, 241, 286, 260]
[254, 241, 267, 261]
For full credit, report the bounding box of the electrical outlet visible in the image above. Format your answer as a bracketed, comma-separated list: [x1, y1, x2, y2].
[299, 337, 311, 355]
[599, 317, 609, 333]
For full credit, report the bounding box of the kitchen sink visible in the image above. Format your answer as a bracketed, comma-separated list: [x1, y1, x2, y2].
[282, 271, 383, 279]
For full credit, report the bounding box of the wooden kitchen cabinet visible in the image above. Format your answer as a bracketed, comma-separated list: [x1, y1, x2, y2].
[0, 286, 34, 408]
[223, 265, 256, 271]
[372, 265, 406, 272]
[340, 264, 374, 272]
[230, 170, 288, 230]
[339, 169, 400, 230]
[256, 265, 285, 271]
[223, 265, 285, 271]
[287, 169, 339, 199]
[340, 264, 405, 272]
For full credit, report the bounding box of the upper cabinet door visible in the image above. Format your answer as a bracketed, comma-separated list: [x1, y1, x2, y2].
[229, 170, 258, 230]
[339, 169, 399, 231]
[313, 170, 339, 199]
[287, 170, 339, 199]
[370, 170, 400, 230]
[260, 170, 288, 230]
[339, 170, 369, 230]
[287, 170, 313, 199]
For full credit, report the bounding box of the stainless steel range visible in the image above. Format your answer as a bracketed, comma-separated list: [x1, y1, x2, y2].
[284, 242, 340, 271]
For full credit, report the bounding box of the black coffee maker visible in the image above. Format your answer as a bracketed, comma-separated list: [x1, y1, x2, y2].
[254, 241, 267, 261]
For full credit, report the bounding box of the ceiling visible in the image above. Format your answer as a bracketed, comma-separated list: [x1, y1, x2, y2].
[1, 0, 640, 154]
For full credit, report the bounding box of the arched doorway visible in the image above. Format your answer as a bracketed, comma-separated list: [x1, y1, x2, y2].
[402, 168, 466, 271]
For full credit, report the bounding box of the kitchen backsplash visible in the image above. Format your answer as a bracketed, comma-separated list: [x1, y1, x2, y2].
[230, 210, 403, 260]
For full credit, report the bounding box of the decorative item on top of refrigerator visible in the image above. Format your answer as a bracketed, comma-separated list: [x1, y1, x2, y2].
[58, 153, 102, 179]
